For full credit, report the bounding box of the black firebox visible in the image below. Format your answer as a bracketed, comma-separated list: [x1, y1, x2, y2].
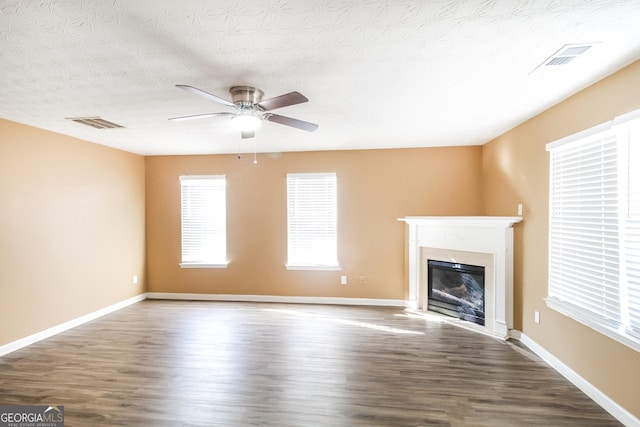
[427, 260, 485, 326]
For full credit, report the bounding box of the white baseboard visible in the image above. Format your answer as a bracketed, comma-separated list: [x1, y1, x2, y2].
[517, 332, 639, 427]
[509, 329, 522, 340]
[146, 292, 405, 307]
[0, 294, 146, 357]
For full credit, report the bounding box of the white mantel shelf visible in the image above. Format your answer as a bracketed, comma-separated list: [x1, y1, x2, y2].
[399, 216, 522, 339]
[400, 216, 523, 227]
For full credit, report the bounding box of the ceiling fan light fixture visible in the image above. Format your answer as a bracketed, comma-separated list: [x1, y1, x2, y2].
[231, 114, 262, 131]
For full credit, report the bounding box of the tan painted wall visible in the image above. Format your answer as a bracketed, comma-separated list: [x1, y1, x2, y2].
[145, 146, 483, 299]
[482, 59, 640, 418]
[0, 119, 146, 346]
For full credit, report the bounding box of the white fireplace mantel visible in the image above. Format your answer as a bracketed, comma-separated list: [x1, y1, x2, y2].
[399, 216, 522, 339]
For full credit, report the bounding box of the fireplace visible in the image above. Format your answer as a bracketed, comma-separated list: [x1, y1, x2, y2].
[427, 260, 485, 326]
[399, 216, 522, 339]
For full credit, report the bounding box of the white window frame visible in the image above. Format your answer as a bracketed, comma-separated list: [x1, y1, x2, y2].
[179, 175, 228, 268]
[546, 109, 640, 352]
[286, 172, 339, 270]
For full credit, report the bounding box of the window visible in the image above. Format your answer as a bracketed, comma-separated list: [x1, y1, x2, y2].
[546, 110, 640, 351]
[180, 175, 227, 268]
[286, 173, 339, 269]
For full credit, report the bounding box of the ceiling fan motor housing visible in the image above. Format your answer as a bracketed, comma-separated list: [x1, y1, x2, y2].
[230, 86, 264, 106]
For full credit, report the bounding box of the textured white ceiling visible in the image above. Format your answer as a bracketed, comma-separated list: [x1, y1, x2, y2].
[1, 0, 640, 155]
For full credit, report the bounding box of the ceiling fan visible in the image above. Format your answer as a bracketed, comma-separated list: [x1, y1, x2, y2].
[170, 85, 318, 139]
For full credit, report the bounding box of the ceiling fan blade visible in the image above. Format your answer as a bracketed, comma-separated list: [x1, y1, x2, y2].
[265, 114, 318, 132]
[169, 112, 233, 121]
[241, 130, 255, 139]
[176, 85, 236, 108]
[258, 92, 308, 111]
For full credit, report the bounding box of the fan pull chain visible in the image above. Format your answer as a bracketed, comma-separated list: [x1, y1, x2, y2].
[253, 139, 258, 164]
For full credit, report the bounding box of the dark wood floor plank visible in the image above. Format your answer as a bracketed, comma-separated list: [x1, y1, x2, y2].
[0, 300, 622, 426]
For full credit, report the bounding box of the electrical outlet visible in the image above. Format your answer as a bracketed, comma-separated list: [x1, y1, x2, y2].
[340, 275, 347, 285]
[518, 203, 523, 216]
[534, 310, 540, 324]
[133, 275, 139, 284]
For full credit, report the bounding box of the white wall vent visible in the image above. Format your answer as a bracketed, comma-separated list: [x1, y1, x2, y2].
[66, 117, 124, 129]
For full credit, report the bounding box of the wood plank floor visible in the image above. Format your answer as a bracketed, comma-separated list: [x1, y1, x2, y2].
[0, 300, 622, 426]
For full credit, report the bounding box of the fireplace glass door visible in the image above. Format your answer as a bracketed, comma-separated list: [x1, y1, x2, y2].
[427, 260, 485, 325]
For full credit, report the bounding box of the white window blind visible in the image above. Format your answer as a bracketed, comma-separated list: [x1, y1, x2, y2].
[622, 120, 640, 339]
[546, 111, 640, 351]
[548, 131, 621, 322]
[180, 175, 227, 267]
[287, 173, 338, 269]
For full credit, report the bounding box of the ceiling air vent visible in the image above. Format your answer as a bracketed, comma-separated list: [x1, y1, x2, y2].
[66, 117, 124, 129]
[545, 44, 592, 66]
[530, 43, 596, 74]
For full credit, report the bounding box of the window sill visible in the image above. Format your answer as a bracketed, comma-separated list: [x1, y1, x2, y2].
[286, 264, 341, 271]
[180, 262, 228, 269]
[545, 297, 640, 353]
